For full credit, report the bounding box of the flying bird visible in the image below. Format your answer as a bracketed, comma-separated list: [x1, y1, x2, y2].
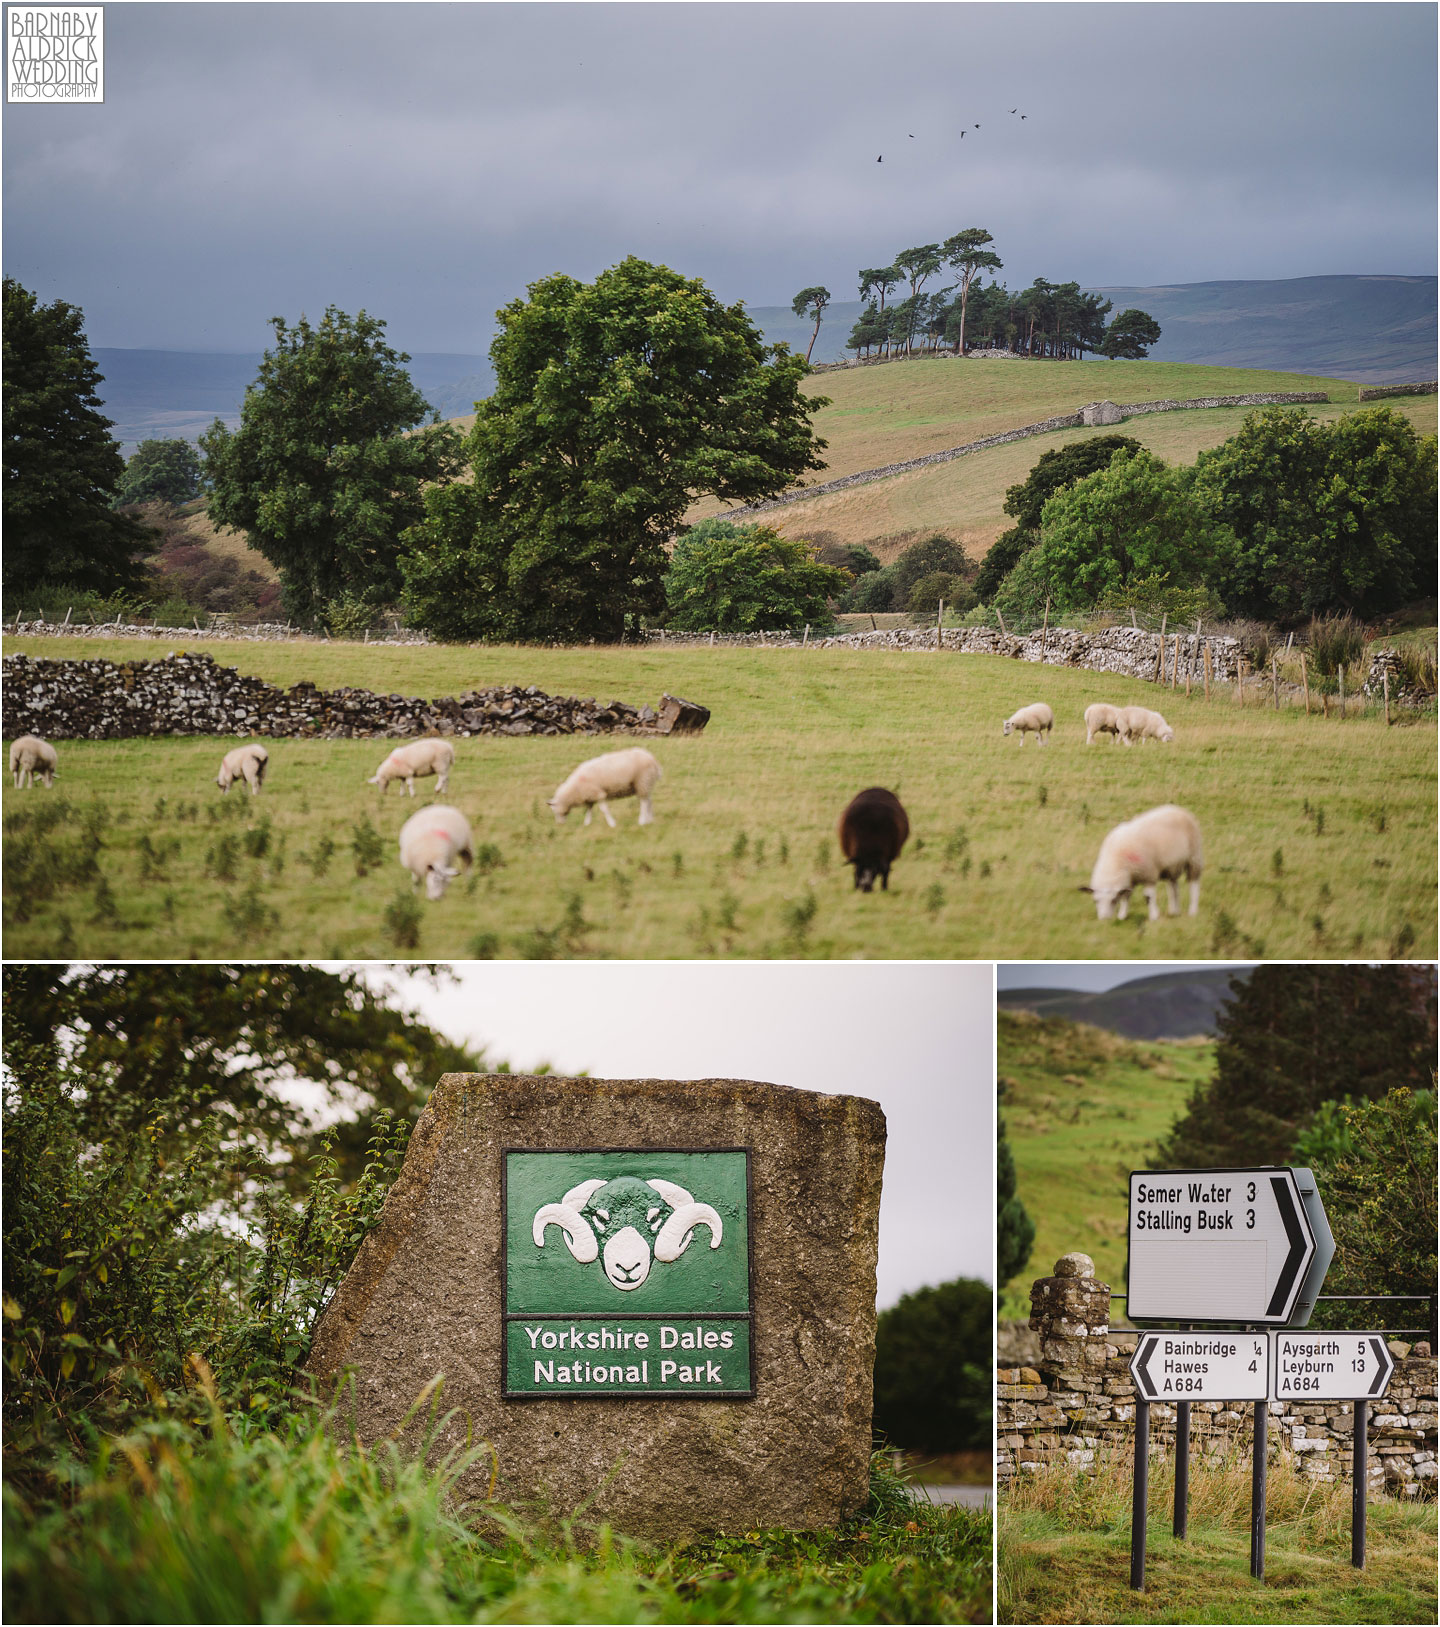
[876, 154, 882, 162]
[1009, 107, 1017, 113]
[974, 123, 980, 129]
[960, 130, 965, 138]
[1021, 114, 1027, 119]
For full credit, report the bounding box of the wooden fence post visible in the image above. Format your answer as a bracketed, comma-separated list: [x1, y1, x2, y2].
[1383, 666, 1390, 727]
[1301, 653, 1309, 714]
[1339, 665, 1346, 719]
[1272, 656, 1279, 709]
[996, 608, 1009, 636]
[1203, 641, 1211, 701]
[936, 600, 944, 650]
[1236, 655, 1245, 705]
[1039, 596, 1050, 661]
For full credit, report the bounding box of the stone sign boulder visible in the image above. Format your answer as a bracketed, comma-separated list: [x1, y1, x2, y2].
[308, 1075, 886, 1539]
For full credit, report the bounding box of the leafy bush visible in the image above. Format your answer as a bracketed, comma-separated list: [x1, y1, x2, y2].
[974, 527, 1035, 603]
[325, 591, 384, 638]
[664, 519, 848, 632]
[872, 1278, 991, 1452]
[842, 565, 899, 613]
[907, 571, 977, 621]
[1092, 573, 1226, 625]
[114, 439, 203, 509]
[890, 534, 973, 603]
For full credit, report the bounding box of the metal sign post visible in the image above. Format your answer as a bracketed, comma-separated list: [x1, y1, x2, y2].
[1269, 1330, 1395, 1569]
[1127, 1331, 1267, 1589]
[1250, 1398, 1267, 1580]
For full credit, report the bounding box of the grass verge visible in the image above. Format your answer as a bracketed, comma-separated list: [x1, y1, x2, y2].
[2, 1413, 991, 1624]
[998, 1445, 1436, 1624]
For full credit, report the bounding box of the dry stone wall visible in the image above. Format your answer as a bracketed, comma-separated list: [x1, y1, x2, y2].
[1356, 382, 1437, 401]
[1, 652, 708, 741]
[5, 618, 431, 645]
[997, 1255, 1438, 1498]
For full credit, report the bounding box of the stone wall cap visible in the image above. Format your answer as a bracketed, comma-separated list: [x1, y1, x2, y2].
[1054, 1252, 1095, 1278]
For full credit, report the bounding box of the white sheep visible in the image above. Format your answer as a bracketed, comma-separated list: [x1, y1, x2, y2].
[1117, 705, 1175, 746]
[368, 738, 455, 797]
[216, 743, 268, 795]
[1083, 703, 1123, 745]
[398, 804, 473, 900]
[1002, 702, 1054, 746]
[10, 735, 58, 789]
[549, 747, 662, 827]
[1084, 804, 1203, 921]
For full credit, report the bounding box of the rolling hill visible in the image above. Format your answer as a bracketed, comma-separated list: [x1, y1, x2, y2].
[998, 968, 1249, 1039]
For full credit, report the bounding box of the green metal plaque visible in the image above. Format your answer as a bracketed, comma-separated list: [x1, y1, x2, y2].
[502, 1148, 753, 1398]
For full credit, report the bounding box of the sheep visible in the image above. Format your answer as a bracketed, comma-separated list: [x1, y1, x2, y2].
[1002, 702, 1054, 745]
[216, 743, 268, 795]
[1083, 703, 1123, 745]
[838, 787, 910, 892]
[368, 738, 455, 797]
[1083, 804, 1203, 922]
[398, 804, 473, 900]
[532, 1175, 723, 1291]
[10, 735, 58, 789]
[549, 747, 661, 828]
[1117, 705, 1175, 746]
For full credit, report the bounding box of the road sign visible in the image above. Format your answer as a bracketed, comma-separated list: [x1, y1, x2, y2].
[1130, 1330, 1269, 1402]
[1288, 1167, 1337, 1328]
[1271, 1331, 1395, 1401]
[1127, 1167, 1319, 1324]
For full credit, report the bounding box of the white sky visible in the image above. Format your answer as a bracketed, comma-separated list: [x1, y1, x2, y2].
[351, 961, 994, 1309]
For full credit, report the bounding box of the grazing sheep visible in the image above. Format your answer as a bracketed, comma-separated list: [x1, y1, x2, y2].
[10, 735, 58, 789]
[216, 743, 268, 795]
[368, 738, 455, 796]
[549, 747, 661, 828]
[1002, 702, 1054, 745]
[838, 787, 910, 892]
[1083, 804, 1203, 921]
[1117, 705, 1175, 746]
[1083, 703, 1123, 745]
[398, 804, 473, 900]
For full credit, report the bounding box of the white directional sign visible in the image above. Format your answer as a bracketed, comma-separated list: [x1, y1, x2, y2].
[1130, 1330, 1269, 1402]
[1128, 1167, 1318, 1324]
[1271, 1332, 1395, 1402]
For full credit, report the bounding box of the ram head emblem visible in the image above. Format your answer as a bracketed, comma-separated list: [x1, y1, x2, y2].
[531, 1175, 724, 1291]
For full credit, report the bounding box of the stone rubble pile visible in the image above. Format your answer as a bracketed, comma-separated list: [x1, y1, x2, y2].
[2, 652, 710, 741]
[996, 1255, 1438, 1494]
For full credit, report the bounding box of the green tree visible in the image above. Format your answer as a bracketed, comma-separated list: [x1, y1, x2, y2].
[663, 518, 848, 631]
[858, 267, 902, 355]
[941, 228, 1003, 355]
[400, 258, 828, 643]
[1101, 307, 1162, 359]
[974, 528, 1034, 603]
[3, 278, 155, 597]
[1294, 1088, 1437, 1333]
[199, 307, 464, 625]
[891, 245, 943, 353]
[1193, 405, 1437, 621]
[1032, 448, 1231, 611]
[1002, 435, 1144, 531]
[846, 302, 883, 359]
[890, 533, 973, 602]
[872, 1278, 992, 1452]
[791, 285, 831, 364]
[997, 1115, 1035, 1290]
[1154, 966, 1436, 1169]
[1, 964, 484, 1193]
[842, 564, 899, 612]
[116, 438, 204, 509]
[991, 546, 1059, 627]
[907, 570, 976, 620]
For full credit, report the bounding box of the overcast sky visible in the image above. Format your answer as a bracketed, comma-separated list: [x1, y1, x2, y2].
[4, 2, 1434, 353]
[358, 961, 994, 1309]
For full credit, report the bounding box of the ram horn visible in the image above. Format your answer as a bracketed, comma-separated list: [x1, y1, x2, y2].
[645, 1178, 695, 1209]
[654, 1202, 723, 1262]
[532, 1182, 607, 1263]
[562, 1178, 608, 1210]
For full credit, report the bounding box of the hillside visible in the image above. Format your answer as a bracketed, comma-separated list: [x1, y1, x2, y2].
[998, 967, 1249, 1039]
[998, 1008, 1213, 1321]
[746, 274, 1437, 382]
[691, 356, 1437, 559]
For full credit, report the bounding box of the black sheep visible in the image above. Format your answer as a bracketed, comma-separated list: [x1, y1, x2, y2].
[838, 787, 910, 892]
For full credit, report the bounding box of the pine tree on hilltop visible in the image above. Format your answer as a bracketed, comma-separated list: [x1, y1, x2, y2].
[1153, 965, 1436, 1169]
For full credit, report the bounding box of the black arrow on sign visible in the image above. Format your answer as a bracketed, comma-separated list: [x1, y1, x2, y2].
[1264, 1175, 1308, 1317]
[1136, 1334, 1158, 1397]
[1368, 1337, 1390, 1396]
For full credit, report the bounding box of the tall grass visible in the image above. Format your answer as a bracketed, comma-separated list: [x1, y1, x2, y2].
[3, 1414, 991, 1625]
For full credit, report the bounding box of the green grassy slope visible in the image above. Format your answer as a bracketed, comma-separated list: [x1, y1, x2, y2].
[689, 358, 1437, 557]
[6, 638, 1433, 963]
[998, 1009, 1213, 1320]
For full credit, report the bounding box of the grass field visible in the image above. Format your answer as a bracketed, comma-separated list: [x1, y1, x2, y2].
[999, 1444, 1436, 1625]
[997, 1010, 1214, 1319]
[4, 1414, 991, 1625]
[689, 359, 1438, 557]
[4, 636, 1434, 962]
